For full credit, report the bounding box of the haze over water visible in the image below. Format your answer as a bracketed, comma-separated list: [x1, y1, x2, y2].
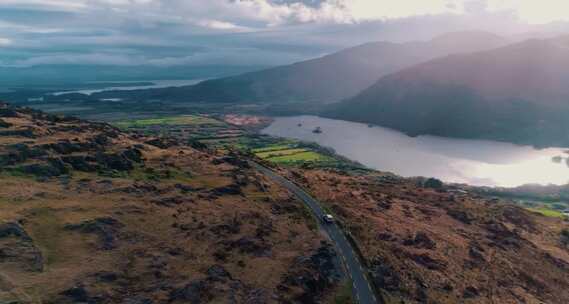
[262, 116, 569, 187]
[52, 79, 205, 96]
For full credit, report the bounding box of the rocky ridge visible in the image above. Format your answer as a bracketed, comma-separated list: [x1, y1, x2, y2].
[0, 103, 344, 303]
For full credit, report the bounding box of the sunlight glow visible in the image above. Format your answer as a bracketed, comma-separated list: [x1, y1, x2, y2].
[485, 0, 569, 24]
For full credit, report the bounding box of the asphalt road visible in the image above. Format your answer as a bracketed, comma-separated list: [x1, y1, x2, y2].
[251, 162, 379, 304]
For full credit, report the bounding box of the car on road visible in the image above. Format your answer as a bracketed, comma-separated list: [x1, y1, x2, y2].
[322, 214, 335, 224]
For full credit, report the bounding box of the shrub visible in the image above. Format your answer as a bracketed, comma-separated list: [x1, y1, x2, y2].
[561, 229, 569, 246]
[424, 178, 444, 189]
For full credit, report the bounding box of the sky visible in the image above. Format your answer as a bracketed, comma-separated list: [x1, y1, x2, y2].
[1, 0, 569, 70]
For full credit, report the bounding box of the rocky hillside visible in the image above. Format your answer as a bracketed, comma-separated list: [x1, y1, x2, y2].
[286, 169, 569, 304]
[0, 103, 344, 303]
[3, 102, 568, 304]
[87, 31, 506, 104]
[326, 35, 569, 147]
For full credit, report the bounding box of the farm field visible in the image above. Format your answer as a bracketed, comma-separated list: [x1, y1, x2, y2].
[254, 147, 335, 165]
[528, 207, 568, 218]
[114, 114, 223, 129]
[111, 114, 359, 169]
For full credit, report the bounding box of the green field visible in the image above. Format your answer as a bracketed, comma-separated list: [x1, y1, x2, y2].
[112, 115, 348, 168]
[252, 143, 335, 165]
[267, 151, 334, 163]
[255, 148, 309, 158]
[251, 144, 295, 153]
[114, 115, 223, 128]
[528, 207, 567, 218]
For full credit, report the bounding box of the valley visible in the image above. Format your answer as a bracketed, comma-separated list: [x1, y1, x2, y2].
[107, 110, 569, 225]
[1, 100, 568, 303]
[2, 13, 569, 303]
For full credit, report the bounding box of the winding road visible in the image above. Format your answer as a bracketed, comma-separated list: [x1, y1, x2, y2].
[251, 162, 380, 304]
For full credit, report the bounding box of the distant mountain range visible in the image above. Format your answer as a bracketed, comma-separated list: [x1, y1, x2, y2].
[0, 65, 263, 88]
[91, 31, 507, 104]
[325, 35, 569, 147]
[38, 31, 569, 147]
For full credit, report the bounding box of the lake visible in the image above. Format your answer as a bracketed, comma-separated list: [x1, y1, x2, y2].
[51, 79, 205, 96]
[261, 116, 569, 187]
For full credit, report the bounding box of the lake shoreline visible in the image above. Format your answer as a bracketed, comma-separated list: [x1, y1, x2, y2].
[261, 115, 569, 188]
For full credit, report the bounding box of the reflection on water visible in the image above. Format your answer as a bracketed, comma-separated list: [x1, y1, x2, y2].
[262, 116, 569, 187]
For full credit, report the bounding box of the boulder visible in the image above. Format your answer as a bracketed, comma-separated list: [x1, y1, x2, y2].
[61, 155, 99, 172]
[468, 242, 486, 263]
[280, 244, 341, 303]
[0, 222, 44, 272]
[93, 133, 111, 146]
[189, 139, 208, 150]
[175, 184, 196, 193]
[216, 156, 250, 168]
[206, 264, 233, 282]
[308, 244, 342, 283]
[409, 253, 447, 271]
[210, 219, 241, 236]
[403, 231, 436, 249]
[121, 148, 143, 163]
[501, 206, 536, 232]
[0, 107, 18, 118]
[122, 296, 153, 304]
[370, 258, 402, 292]
[151, 196, 187, 207]
[45, 140, 84, 155]
[94, 271, 119, 283]
[19, 158, 69, 177]
[561, 229, 569, 247]
[212, 184, 242, 196]
[169, 280, 211, 304]
[446, 209, 473, 224]
[485, 221, 521, 249]
[0, 144, 48, 166]
[0, 222, 32, 240]
[96, 152, 134, 172]
[60, 285, 90, 302]
[65, 217, 124, 250]
[145, 138, 178, 149]
[223, 237, 271, 257]
[462, 286, 480, 299]
[0, 119, 11, 128]
[0, 129, 35, 138]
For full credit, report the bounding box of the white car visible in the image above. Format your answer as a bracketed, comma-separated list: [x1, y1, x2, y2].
[322, 214, 335, 223]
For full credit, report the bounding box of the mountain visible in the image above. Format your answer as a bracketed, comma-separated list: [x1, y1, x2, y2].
[90, 31, 507, 104]
[326, 36, 569, 147]
[0, 65, 264, 88]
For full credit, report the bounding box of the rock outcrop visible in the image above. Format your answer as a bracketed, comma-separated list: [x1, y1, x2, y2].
[0, 222, 43, 272]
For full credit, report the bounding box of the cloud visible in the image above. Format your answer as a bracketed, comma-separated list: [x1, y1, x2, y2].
[0, 0, 88, 11]
[1, 0, 569, 69]
[0, 38, 12, 46]
[194, 19, 253, 32]
[485, 0, 569, 24]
